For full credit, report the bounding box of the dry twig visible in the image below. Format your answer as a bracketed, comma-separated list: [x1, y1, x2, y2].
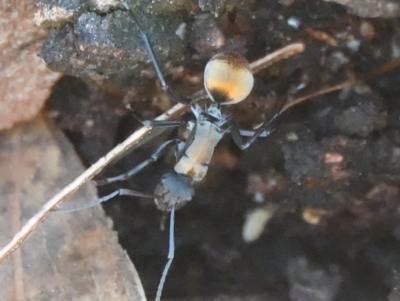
[0, 44, 305, 264]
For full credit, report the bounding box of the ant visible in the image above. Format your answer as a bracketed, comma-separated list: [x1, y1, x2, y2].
[55, 1, 305, 300]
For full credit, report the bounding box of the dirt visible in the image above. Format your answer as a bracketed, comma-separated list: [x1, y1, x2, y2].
[44, 0, 400, 300]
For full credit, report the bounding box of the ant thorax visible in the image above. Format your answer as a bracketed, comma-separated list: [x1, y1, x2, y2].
[190, 103, 227, 128]
[174, 105, 225, 183]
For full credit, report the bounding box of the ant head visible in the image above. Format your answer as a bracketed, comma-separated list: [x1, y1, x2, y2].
[204, 52, 254, 105]
[154, 173, 194, 211]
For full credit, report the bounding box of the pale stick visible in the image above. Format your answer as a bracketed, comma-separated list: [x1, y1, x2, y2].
[0, 43, 304, 264]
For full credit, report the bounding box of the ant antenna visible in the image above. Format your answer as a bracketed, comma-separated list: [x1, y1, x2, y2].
[119, 0, 165, 86]
[156, 207, 176, 301]
[119, 0, 191, 105]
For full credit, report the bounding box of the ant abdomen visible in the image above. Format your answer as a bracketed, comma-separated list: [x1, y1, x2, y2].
[204, 52, 254, 104]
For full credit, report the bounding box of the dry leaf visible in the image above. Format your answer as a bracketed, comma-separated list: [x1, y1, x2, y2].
[0, 114, 146, 301]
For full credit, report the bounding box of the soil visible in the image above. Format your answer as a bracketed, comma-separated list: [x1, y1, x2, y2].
[45, 0, 400, 300]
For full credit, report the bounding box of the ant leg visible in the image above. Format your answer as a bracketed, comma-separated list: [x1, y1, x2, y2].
[119, 0, 191, 105]
[96, 139, 181, 185]
[132, 112, 186, 128]
[227, 113, 280, 150]
[156, 207, 175, 301]
[52, 189, 155, 212]
[142, 120, 185, 128]
[239, 129, 271, 137]
[228, 95, 288, 149]
[126, 105, 187, 128]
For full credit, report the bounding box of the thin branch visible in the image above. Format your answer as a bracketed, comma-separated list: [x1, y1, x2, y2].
[281, 56, 400, 113]
[0, 43, 304, 264]
[6, 42, 398, 264]
[249, 43, 305, 73]
[281, 79, 356, 113]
